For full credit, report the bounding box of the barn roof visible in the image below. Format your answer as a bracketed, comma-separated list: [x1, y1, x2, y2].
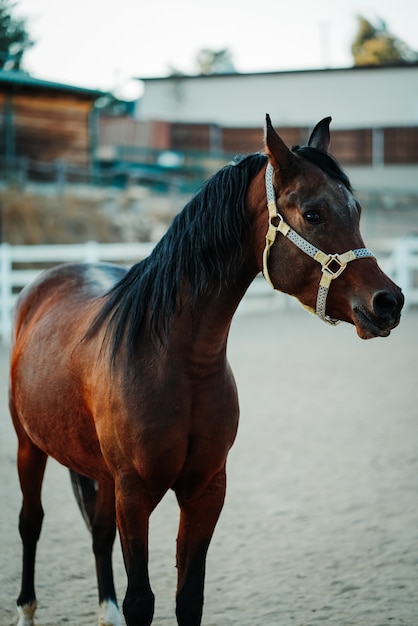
[136, 61, 418, 82]
[0, 69, 105, 98]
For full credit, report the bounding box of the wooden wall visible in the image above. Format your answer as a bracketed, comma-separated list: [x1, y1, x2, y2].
[384, 127, 418, 164]
[0, 89, 96, 167]
[330, 129, 373, 165]
[99, 117, 170, 151]
[190, 125, 418, 165]
[222, 127, 308, 155]
[98, 119, 418, 166]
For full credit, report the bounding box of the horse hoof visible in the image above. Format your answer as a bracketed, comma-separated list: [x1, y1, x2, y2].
[99, 599, 121, 626]
[17, 602, 37, 626]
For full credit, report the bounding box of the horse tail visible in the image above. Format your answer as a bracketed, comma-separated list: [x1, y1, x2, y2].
[69, 470, 98, 533]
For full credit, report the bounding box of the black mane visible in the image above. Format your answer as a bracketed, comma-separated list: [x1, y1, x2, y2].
[293, 145, 352, 191]
[87, 153, 267, 361]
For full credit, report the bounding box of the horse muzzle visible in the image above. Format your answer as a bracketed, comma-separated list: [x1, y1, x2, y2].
[352, 288, 404, 339]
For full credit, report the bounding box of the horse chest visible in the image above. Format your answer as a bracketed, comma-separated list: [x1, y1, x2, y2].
[95, 369, 239, 479]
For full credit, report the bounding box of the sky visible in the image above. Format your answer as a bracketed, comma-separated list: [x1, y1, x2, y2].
[14, 0, 418, 99]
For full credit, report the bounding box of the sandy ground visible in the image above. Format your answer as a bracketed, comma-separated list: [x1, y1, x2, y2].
[0, 303, 417, 626]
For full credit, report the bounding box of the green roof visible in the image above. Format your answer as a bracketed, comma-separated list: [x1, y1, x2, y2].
[0, 69, 106, 97]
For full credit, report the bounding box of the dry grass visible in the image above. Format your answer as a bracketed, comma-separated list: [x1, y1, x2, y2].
[2, 189, 120, 244]
[1, 185, 417, 246]
[0, 186, 189, 245]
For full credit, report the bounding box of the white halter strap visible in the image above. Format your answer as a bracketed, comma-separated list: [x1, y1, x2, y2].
[263, 162, 375, 325]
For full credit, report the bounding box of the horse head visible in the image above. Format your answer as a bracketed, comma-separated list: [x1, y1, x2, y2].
[260, 115, 404, 339]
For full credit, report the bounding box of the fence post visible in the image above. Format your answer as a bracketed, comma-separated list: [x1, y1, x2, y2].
[55, 159, 67, 194]
[18, 157, 29, 190]
[393, 238, 411, 308]
[0, 242, 12, 342]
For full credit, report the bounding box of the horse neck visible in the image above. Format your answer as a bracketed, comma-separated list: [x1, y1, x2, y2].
[169, 265, 256, 367]
[169, 189, 268, 363]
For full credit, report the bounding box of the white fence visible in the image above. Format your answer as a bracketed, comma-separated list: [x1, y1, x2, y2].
[0, 241, 154, 344]
[372, 236, 418, 309]
[0, 237, 417, 343]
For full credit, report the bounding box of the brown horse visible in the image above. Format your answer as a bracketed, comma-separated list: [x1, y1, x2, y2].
[9, 116, 403, 626]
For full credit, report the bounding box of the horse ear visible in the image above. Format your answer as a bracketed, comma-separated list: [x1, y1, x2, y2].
[265, 114, 293, 171]
[307, 116, 332, 152]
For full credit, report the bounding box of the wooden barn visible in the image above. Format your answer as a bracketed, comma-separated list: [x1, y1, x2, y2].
[0, 70, 104, 180]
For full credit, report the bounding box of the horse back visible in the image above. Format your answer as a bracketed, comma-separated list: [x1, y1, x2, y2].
[12, 262, 126, 342]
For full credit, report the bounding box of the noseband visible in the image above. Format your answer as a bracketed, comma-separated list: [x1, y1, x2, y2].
[263, 163, 375, 325]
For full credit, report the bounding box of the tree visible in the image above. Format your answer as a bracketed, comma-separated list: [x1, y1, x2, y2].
[168, 48, 237, 77]
[196, 48, 237, 75]
[351, 16, 418, 66]
[0, 0, 33, 71]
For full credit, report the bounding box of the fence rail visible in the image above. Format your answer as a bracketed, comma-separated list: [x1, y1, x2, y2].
[0, 238, 417, 343]
[0, 151, 223, 193]
[0, 241, 154, 343]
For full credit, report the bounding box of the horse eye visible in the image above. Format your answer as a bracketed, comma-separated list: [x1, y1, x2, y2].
[304, 211, 322, 225]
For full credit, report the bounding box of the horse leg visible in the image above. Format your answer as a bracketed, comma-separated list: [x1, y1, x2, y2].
[174, 467, 227, 626]
[69, 472, 120, 626]
[13, 421, 48, 626]
[94, 480, 120, 626]
[115, 476, 156, 626]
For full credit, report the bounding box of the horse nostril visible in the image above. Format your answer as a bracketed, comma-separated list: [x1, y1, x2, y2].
[373, 291, 399, 320]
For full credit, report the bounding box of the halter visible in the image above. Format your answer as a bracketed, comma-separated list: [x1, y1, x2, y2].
[263, 162, 375, 325]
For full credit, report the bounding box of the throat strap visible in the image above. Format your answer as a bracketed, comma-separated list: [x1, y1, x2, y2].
[263, 163, 375, 325]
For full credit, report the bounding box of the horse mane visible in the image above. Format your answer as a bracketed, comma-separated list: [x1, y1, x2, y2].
[292, 145, 352, 191]
[86, 153, 267, 361]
